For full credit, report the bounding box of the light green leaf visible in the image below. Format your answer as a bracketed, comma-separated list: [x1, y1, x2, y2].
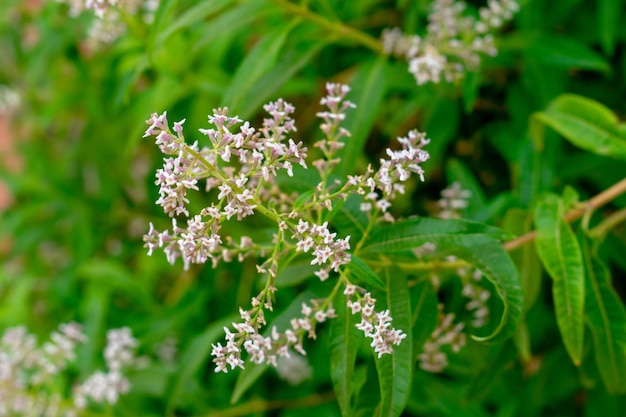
[532, 94, 626, 160]
[349, 255, 385, 291]
[579, 235, 626, 394]
[222, 20, 299, 115]
[156, 0, 237, 46]
[362, 219, 522, 343]
[534, 193, 585, 365]
[193, 1, 277, 53]
[375, 268, 412, 417]
[329, 298, 359, 417]
[238, 40, 327, 119]
[339, 57, 388, 178]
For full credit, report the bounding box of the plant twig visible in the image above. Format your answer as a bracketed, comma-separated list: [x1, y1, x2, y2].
[268, 0, 384, 53]
[503, 177, 626, 251]
[203, 392, 336, 417]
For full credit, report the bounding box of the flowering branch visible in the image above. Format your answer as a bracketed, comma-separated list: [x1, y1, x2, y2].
[143, 82, 430, 372]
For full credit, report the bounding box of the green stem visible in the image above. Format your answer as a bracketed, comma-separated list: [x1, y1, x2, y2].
[353, 208, 381, 254]
[202, 391, 335, 417]
[267, 0, 384, 53]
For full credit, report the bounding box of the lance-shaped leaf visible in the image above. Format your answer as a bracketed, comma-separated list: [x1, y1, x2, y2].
[329, 298, 359, 417]
[531, 94, 626, 160]
[580, 234, 626, 394]
[534, 193, 584, 365]
[362, 219, 522, 343]
[349, 255, 385, 291]
[374, 268, 413, 417]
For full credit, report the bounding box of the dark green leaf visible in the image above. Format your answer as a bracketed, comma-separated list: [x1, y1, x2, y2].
[362, 218, 512, 253]
[339, 57, 388, 178]
[445, 158, 487, 215]
[534, 193, 585, 365]
[500, 33, 610, 72]
[580, 235, 626, 394]
[375, 268, 412, 417]
[349, 255, 385, 291]
[599, 0, 622, 55]
[410, 280, 438, 355]
[362, 219, 522, 343]
[165, 315, 237, 413]
[329, 298, 359, 417]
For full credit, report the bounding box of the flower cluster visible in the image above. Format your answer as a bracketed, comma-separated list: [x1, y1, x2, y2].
[57, 0, 159, 44]
[459, 268, 491, 327]
[419, 304, 467, 372]
[344, 285, 407, 358]
[0, 323, 138, 415]
[344, 129, 430, 219]
[438, 181, 471, 219]
[0, 85, 20, 115]
[275, 351, 313, 385]
[143, 104, 308, 270]
[382, 0, 519, 85]
[211, 301, 336, 373]
[144, 82, 425, 373]
[293, 219, 351, 280]
[313, 83, 356, 176]
[74, 327, 139, 407]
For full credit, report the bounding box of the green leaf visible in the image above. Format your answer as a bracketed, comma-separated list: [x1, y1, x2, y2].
[410, 280, 438, 355]
[333, 195, 369, 244]
[579, 235, 626, 394]
[166, 315, 237, 413]
[362, 219, 522, 343]
[599, 0, 622, 55]
[349, 255, 385, 291]
[462, 71, 480, 113]
[339, 57, 388, 178]
[238, 39, 327, 119]
[329, 298, 359, 417]
[362, 218, 512, 253]
[193, 1, 277, 53]
[222, 20, 299, 115]
[503, 208, 541, 361]
[534, 193, 585, 365]
[375, 268, 412, 417]
[500, 33, 610, 72]
[156, 0, 237, 47]
[532, 94, 626, 160]
[275, 260, 317, 287]
[445, 158, 487, 215]
[503, 208, 542, 311]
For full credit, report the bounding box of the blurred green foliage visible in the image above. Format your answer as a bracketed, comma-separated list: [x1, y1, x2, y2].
[1, 0, 626, 416]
